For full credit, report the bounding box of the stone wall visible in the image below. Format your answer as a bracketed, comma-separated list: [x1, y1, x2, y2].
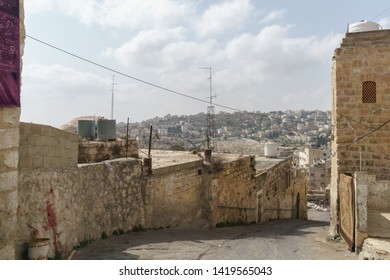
[16, 159, 144, 259]
[78, 138, 139, 163]
[331, 29, 390, 235]
[353, 172, 390, 250]
[256, 158, 307, 222]
[144, 159, 204, 229]
[0, 0, 24, 259]
[0, 108, 20, 259]
[368, 180, 390, 211]
[19, 122, 79, 169]
[205, 154, 257, 226]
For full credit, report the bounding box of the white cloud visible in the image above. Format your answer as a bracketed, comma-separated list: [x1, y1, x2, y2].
[378, 17, 390, 29]
[21, 64, 114, 126]
[103, 27, 187, 68]
[23, 64, 110, 97]
[219, 25, 342, 79]
[211, 25, 342, 112]
[24, 0, 54, 15]
[196, 0, 254, 37]
[56, 0, 193, 28]
[260, 10, 286, 23]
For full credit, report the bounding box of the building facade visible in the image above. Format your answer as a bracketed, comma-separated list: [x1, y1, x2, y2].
[330, 28, 390, 235]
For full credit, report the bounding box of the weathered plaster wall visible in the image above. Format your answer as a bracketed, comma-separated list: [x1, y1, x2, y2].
[354, 172, 371, 251]
[256, 158, 307, 222]
[331, 30, 390, 235]
[78, 138, 139, 163]
[16, 159, 144, 259]
[368, 180, 390, 211]
[354, 172, 390, 250]
[144, 160, 204, 228]
[0, 108, 20, 259]
[205, 155, 257, 226]
[16, 122, 145, 259]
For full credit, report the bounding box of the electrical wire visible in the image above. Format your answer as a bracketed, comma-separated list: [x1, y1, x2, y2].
[332, 117, 390, 157]
[26, 35, 242, 112]
[371, 5, 390, 21]
[338, 110, 390, 131]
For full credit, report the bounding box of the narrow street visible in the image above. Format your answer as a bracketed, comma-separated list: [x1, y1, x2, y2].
[73, 210, 357, 260]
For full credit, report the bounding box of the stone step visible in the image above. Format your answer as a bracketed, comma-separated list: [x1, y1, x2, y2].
[359, 238, 390, 260]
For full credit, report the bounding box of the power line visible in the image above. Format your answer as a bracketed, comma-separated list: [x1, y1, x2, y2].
[332, 117, 390, 157]
[26, 35, 242, 112]
[371, 5, 390, 21]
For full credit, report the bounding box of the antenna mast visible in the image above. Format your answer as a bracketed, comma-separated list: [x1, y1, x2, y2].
[111, 75, 117, 120]
[199, 67, 217, 149]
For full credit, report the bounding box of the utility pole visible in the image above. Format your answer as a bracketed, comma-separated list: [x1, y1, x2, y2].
[199, 67, 217, 149]
[111, 75, 117, 120]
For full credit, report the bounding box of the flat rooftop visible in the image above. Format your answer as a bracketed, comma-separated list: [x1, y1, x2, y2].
[255, 156, 288, 173]
[140, 149, 288, 172]
[140, 149, 203, 169]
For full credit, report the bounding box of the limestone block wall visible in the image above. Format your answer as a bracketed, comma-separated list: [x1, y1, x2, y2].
[206, 155, 257, 226]
[0, 108, 20, 259]
[78, 138, 139, 163]
[144, 160, 204, 229]
[256, 158, 307, 222]
[291, 169, 308, 219]
[331, 29, 390, 235]
[16, 159, 144, 259]
[19, 122, 79, 169]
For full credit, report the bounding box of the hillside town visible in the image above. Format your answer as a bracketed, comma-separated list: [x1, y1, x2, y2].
[117, 109, 331, 152]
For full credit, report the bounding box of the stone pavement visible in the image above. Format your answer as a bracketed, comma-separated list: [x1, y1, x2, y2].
[72, 211, 356, 260]
[72, 222, 257, 260]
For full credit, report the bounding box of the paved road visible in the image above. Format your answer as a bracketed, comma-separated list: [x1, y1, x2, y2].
[73, 210, 357, 260]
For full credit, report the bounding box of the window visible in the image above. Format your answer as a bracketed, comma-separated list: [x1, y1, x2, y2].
[362, 81, 376, 103]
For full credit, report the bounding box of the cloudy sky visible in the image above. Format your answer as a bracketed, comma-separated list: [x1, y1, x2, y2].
[21, 0, 390, 127]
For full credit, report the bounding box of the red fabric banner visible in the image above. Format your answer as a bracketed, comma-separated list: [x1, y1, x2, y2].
[0, 0, 20, 107]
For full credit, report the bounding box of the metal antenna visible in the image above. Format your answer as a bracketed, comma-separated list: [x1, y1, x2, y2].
[110, 75, 117, 120]
[199, 67, 216, 149]
[199, 67, 217, 104]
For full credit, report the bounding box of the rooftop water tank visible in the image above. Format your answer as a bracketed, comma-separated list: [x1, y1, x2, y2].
[265, 142, 278, 158]
[348, 20, 382, 33]
[77, 120, 95, 139]
[97, 119, 116, 140]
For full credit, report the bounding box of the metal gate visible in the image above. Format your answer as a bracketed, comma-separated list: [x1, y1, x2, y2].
[339, 174, 355, 251]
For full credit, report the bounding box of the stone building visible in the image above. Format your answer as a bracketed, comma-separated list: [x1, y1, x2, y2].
[298, 147, 327, 168]
[298, 147, 330, 203]
[330, 25, 390, 254]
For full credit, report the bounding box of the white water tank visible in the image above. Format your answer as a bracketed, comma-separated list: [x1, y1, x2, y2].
[348, 20, 382, 33]
[265, 142, 278, 158]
